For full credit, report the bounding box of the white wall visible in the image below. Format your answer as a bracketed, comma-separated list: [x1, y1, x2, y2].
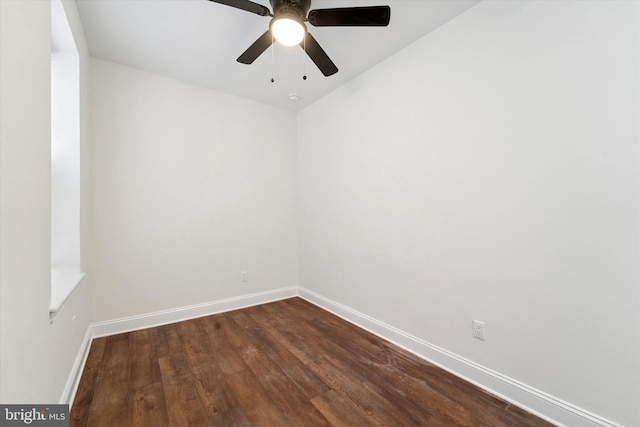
[0, 0, 91, 403]
[3, 1, 635, 424]
[90, 59, 298, 322]
[297, 1, 639, 426]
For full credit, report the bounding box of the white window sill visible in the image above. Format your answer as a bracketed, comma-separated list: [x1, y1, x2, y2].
[50, 270, 85, 322]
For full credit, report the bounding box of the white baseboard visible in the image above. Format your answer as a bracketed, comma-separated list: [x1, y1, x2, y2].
[91, 286, 298, 338]
[59, 326, 93, 406]
[298, 287, 621, 427]
[61, 285, 621, 427]
[63, 286, 298, 407]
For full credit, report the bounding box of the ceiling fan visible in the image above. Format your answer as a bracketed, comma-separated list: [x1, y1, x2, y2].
[208, 0, 391, 77]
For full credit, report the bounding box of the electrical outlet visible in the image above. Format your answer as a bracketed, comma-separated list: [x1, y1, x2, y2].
[472, 320, 485, 340]
[240, 271, 248, 283]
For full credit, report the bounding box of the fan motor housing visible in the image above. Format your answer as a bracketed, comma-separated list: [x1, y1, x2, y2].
[270, 0, 311, 19]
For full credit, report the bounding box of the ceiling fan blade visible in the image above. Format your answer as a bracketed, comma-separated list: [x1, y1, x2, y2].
[301, 32, 338, 76]
[308, 6, 390, 27]
[208, 0, 270, 17]
[237, 30, 274, 64]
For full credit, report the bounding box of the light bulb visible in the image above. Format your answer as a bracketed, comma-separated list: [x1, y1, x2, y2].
[271, 17, 305, 46]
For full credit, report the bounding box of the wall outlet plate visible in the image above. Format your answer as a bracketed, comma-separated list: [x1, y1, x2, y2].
[473, 320, 485, 340]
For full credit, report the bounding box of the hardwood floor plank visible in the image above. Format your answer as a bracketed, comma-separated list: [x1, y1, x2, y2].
[256, 302, 326, 365]
[308, 355, 427, 426]
[219, 312, 254, 350]
[267, 299, 436, 423]
[225, 308, 332, 425]
[197, 314, 247, 375]
[158, 355, 209, 426]
[179, 317, 253, 425]
[190, 360, 246, 424]
[245, 324, 331, 400]
[310, 389, 380, 427]
[85, 334, 132, 427]
[307, 313, 490, 425]
[286, 297, 539, 426]
[375, 340, 533, 425]
[175, 318, 214, 368]
[243, 304, 331, 396]
[154, 324, 185, 359]
[130, 328, 161, 389]
[240, 343, 332, 426]
[72, 298, 555, 427]
[224, 369, 293, 427]
[131, 381, 170, 427]
[70, 337, 106, 427]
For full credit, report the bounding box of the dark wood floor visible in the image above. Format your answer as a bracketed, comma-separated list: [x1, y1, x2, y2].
[71, 297, 554, 426]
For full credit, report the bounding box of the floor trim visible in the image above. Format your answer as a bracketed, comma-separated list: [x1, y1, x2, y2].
[298, 287, 621, 427]
[63, 286, 621, 427]
[91, 287, 298, 338]
[59, 326, 93, 406]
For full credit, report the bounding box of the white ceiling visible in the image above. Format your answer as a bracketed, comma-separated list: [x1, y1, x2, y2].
[76, 0, 480, 111]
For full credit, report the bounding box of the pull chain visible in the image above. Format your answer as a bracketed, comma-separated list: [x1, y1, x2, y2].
[302, 34, 307, 80]
[271, 33, 275, 83]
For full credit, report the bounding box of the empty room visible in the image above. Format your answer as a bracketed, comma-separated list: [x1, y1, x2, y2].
[0, 0, 638, 426]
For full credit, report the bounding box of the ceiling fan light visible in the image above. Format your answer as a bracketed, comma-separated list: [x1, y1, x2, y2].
[271, 17, 305, 46]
